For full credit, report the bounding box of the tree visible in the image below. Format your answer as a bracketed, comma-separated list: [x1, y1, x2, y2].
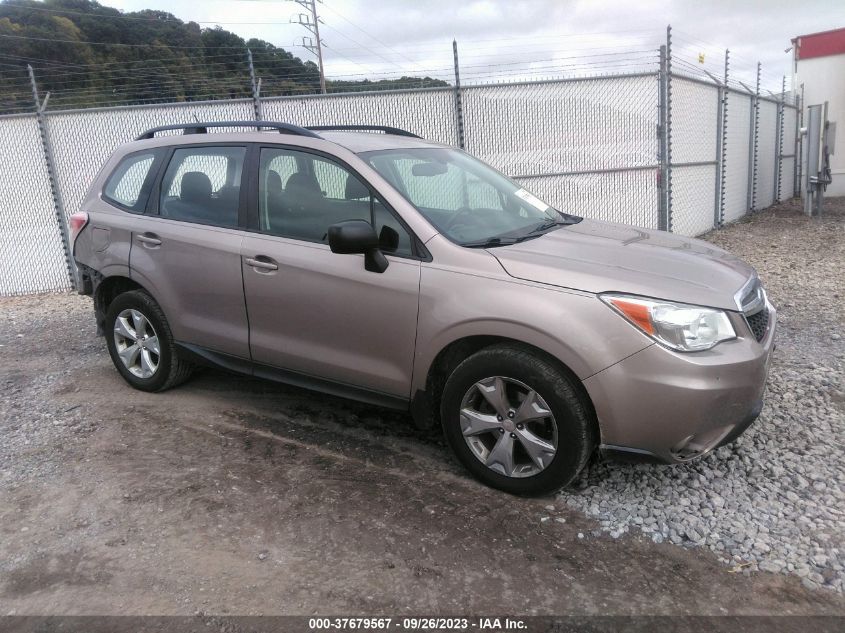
[0, 0, 447, 113]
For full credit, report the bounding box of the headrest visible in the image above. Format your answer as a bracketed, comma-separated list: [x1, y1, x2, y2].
[180, 171, 212, 203]
[285, 171, 322, 197]
[345, 174, 370, 200]
[266, 170, 283, 194]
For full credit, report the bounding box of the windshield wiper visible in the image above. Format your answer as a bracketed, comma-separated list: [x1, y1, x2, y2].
[461, 237, 520, 248]
[527, 217, 579, 234]
[461, 215, 582, 248]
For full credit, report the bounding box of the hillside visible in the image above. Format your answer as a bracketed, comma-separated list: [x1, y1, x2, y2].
[0, 0, 447, 113]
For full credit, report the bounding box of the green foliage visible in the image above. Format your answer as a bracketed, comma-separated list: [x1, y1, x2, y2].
[0, 0, 447, 113]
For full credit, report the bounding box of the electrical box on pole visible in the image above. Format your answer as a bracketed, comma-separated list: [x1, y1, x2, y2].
[802, 102, 836, 216]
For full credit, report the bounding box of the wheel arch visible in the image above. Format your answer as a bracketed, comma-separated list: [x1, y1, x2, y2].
[93, 275, 151, 333]
[411, 333, 600, 444]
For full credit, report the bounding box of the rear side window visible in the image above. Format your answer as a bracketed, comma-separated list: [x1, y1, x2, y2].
[103, 150, 160, 211]
[159, 146, 246, 228]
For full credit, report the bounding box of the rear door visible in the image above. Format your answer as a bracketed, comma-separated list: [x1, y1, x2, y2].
[240, 145, 422, 398]
[128, 144, 250, 359]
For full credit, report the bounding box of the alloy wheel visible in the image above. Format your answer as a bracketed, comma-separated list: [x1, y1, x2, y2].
[459, 376, 558, 478]
[113, 308, 160, 379]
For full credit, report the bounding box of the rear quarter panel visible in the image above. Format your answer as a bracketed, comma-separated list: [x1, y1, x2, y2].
[74, 201, 133, 280]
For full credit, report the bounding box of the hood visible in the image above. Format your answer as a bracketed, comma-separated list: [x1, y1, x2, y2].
[490, 219, 755, 311]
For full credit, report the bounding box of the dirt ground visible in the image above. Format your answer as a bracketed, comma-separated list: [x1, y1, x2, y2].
[1, 198, 844, 618]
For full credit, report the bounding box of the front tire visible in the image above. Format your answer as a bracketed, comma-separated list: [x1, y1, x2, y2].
[440, 345, 595, 495]
[105, 290, 193, 392]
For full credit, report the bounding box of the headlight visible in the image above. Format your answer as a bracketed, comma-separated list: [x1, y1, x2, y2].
[600, 294, 736, 352]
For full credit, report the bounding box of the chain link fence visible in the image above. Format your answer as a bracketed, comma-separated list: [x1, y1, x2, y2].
[0, 114, 70, 294]
[755, 99, 779, 211]
[668, 77, 719, 237]
[262, 87, 458, 147]
[462, 75, 659, 227]
[0, 46, 800, 296]
[723, 89, 754, 224]
[779, 104, 798, 203]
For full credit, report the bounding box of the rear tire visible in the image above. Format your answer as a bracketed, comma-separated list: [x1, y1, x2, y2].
[440, 344, 595, 495]
[105, 290, 194, 392]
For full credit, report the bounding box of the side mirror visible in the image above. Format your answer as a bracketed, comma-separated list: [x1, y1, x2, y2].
[328, 220, 389, 273]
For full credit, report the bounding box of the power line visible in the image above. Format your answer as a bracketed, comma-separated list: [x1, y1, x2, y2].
[318, 2, 429, 78]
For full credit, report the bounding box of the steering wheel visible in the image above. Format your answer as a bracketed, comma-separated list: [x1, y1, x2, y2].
[444, 207, 481, 231]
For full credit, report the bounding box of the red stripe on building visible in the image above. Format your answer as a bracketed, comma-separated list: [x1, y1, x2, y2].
[792, 27, 845, 60]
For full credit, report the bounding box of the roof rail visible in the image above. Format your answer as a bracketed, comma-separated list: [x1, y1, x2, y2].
[135, 121, 321, 141]
[305, 125, 421, 138]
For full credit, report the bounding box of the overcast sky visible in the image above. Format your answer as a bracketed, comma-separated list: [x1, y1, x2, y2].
[103, 0, 845, 91]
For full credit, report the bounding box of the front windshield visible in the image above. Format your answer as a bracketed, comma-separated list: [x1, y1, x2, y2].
[361, 147, 581, 246]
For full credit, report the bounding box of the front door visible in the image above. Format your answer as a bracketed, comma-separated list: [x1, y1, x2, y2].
[241, 145, 421, 398]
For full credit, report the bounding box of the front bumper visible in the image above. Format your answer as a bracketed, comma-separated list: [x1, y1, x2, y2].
[583, 302, 776, 463]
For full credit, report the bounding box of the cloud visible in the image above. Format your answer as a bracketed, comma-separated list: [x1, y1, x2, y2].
[105, 0, 845, 90]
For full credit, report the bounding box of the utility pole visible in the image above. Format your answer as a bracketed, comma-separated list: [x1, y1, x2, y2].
[291, 0, 326, 94]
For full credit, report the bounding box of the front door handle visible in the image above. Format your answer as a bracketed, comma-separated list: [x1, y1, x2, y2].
[136, 233, 162, 247]
[245, 256, 279, 272]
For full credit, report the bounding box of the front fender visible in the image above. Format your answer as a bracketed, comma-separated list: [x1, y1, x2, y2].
[412, 265, 652, 394]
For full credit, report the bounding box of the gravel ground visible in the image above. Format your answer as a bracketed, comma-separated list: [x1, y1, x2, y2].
[562, 197, 845, 593]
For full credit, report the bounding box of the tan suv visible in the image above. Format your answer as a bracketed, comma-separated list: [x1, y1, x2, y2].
[72, 121, 776, 494]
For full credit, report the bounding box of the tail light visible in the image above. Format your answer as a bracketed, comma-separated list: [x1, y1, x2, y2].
[69, 212, 89, 243]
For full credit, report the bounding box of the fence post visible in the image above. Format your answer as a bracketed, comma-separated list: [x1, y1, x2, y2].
[747, 62, 761, 213]
[247, 48, 262, 121]
[774, 76, 785, 202]
[27, 65, 76, 291]
[795, 86, 803, 197]
[713, 49, 729, 228]
[452, 39, 465, 149]
[658, 45, 667, 231]
[657, 27, 673, 232]
[666, 26, 673, 232]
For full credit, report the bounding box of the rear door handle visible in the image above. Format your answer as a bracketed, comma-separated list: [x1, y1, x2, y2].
[136, 233, 162, 247]
[245, 256, 279, 272]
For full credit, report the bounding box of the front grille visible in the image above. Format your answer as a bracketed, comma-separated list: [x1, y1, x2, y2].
[745, 308, 769, 342]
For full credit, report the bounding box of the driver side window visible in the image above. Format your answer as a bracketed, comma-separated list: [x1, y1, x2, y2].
[258, 148, 415, 256]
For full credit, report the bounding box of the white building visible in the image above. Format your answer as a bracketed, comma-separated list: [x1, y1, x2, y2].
[792, 27, 845, 196]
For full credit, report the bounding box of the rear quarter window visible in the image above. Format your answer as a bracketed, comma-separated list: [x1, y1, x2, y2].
[103, 149, 162, 212]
